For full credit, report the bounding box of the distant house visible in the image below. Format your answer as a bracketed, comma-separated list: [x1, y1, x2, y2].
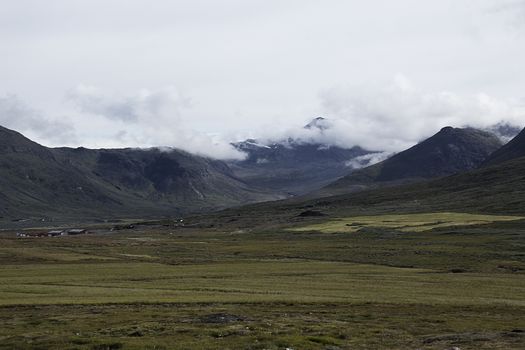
[47, 230, 64, 237]
[19, 231, 48, 238]
[16, 228, 89, 238]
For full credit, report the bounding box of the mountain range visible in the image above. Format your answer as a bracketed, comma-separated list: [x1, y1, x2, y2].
[323, 126, 503, 195]
[203, 125, 525, 231]
[0, 119, 522, 225]
[0, 125, 278, 223]
[228, 117, 380, 195]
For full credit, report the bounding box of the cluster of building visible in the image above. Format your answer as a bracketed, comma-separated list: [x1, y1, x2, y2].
[16, 229, 88, 238]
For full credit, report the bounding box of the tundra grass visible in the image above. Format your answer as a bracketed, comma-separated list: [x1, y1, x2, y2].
[0, 303, 524, 350]
[289, 212, 524, 233]
[0, 212, 524, 349]
[0, 260, 524, 306]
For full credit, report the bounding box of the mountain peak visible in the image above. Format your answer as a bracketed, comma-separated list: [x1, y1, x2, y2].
[304, 117, 330, 131]
[326, 126, 503, 193]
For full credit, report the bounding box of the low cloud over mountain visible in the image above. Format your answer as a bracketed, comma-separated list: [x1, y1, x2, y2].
[1, 76, 523, 161]
[234, 77, 523, 154]
[66, 85, 246, 160]
[315, 76, 524, 152]
[0, 89, 246, 160]
[0, 95, 76, 144]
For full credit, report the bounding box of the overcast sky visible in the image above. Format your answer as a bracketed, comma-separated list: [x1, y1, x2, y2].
[1, 0, 525, 158]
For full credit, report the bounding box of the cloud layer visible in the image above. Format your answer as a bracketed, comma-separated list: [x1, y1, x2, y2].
[2, 0, 525, 158]
[2, 75, 524, 161]
[0, 95, 76, 144]
[2, 0, 525, 142]
[250, 76, 525, 153]
[66, 86, 246, 159]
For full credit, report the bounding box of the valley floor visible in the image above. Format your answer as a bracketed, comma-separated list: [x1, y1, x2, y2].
[0, 212, 524, 349]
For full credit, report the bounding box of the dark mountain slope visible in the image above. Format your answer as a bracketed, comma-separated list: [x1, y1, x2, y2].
[325, 155, 525, 215]
[324, 127, 502, 194]
[193, 154, 525, 233]
[53, 146, 275, 206]
[230, 141, 373, 195]
[484, 127, 525, 166]
[0, 125, 277, 223]
[0, 126, 119, 219]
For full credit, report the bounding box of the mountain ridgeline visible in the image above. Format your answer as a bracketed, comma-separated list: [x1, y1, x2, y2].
[0, 125, 278, 222]
[1, 120, 522, 225]
[324, 126, 503, 194]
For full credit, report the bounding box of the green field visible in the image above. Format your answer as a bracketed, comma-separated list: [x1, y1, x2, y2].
[0, 212, 524, 349]
[290, 212, 525, 233]
[2, 261, 525, 306]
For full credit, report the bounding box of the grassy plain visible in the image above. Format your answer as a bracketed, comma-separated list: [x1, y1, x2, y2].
[289, 212, 524, 233]
[0, 212, 524, 349]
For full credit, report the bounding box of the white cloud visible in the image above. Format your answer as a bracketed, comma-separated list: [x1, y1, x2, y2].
[66, 86, 246, 160]
[1, 1, 525, 158]
[238, 75, 524, 152]
[0, 95, 76, 144]
[487, 0, 525, 29]
[2, 0, 525, 140]
[345, 152, 393, 169]
[313, 76, 525, 152]
[67, 85, 191, 122]
[3, 76, 524, 161]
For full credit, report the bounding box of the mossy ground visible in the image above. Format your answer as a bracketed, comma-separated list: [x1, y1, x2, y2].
[0, 212, 524, 349]
[289, 212, 524, 233]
